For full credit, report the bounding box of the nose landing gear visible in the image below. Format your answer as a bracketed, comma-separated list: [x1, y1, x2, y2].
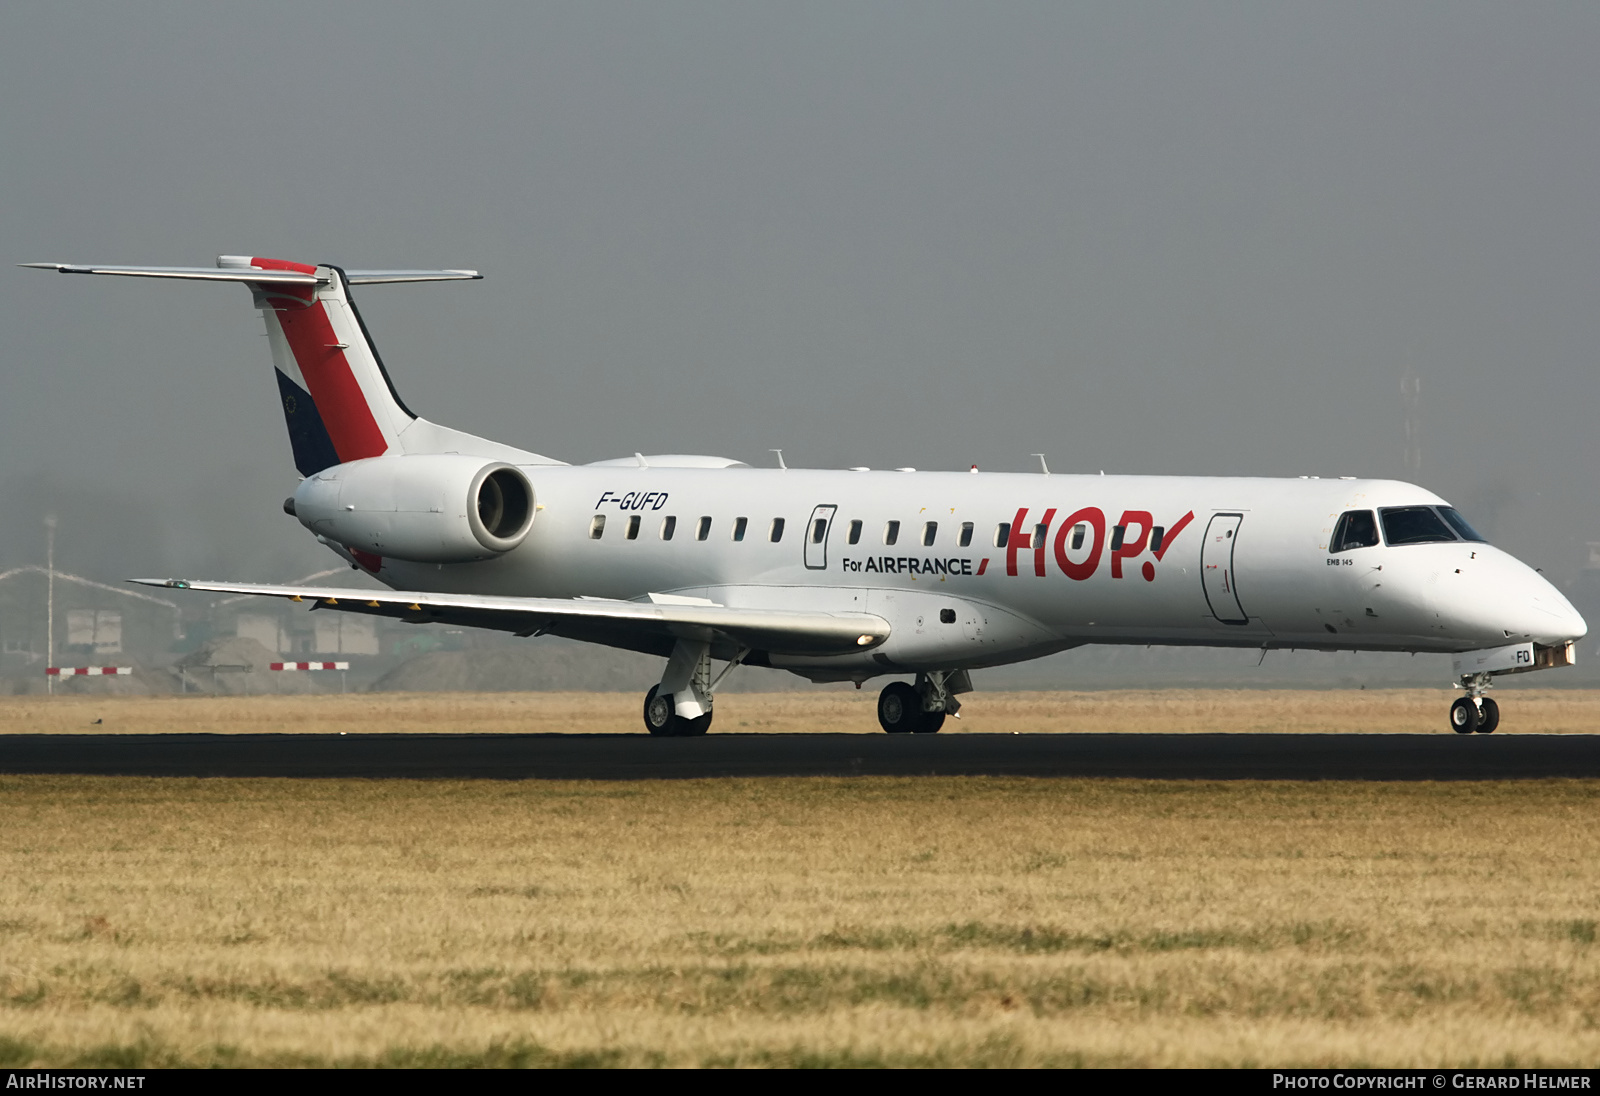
[1449, 675, 1500, 734]
[1443, 641, 1579, 736]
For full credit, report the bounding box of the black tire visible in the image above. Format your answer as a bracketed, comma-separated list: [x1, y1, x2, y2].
[643, 685, 713, 736]
[1449, 697, 1479, 735]
[1475, 697, 1500, 734]
[877, 682, 922, 734]
[913, 710, 945, 734]
[643, 685, 677, 736]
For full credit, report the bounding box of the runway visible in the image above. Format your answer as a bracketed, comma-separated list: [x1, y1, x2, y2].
[1, 732, 1598, 779]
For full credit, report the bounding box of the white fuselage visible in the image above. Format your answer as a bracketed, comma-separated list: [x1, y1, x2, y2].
[368, 466, 1585, 680]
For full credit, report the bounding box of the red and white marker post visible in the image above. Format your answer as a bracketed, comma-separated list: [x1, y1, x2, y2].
[269, 661, 351, 692]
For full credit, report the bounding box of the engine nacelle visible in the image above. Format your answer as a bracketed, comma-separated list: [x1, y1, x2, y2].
[293, 455, 535, 563]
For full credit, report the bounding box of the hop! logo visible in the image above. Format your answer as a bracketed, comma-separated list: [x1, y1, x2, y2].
[990, 507, 1195, 582]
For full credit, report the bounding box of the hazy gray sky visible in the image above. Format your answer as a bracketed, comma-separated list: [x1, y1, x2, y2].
[2, 3, 1597, 587]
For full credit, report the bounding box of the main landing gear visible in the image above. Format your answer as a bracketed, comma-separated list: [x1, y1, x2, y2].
[641, 638, 746, 737]
[639, 649, 976, 737]
[876, 670, 971, 734]
[1449, 673, 1500, 734]
[643, 683, 711, 737]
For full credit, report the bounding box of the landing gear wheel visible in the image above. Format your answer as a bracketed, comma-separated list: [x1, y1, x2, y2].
[1475, 697, 1500, 734]
[877, 682, 946, 734]
[642, 685, 714, 737]
[877, 682, 922, 734]
[643, 685, 676, 736]
[1449, 697, 1479, 735]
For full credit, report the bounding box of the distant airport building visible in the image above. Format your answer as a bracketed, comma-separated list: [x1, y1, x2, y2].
[230, 610, 379, 656]
[0, 565, 181, 665]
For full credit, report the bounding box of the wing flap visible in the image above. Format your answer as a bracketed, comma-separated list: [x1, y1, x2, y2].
[133, 579, 889, 656]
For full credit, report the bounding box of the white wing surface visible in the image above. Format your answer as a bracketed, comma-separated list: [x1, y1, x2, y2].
[132, 579, 889, 657]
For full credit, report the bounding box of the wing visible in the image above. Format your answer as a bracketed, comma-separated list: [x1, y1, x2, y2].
[133, 579, 889, 659]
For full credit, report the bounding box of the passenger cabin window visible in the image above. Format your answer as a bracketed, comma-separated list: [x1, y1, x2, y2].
[1150, 526, 1165, 553]
[884, 520, 900, 546]
[994, 522, 1011, 549]
[589, 515, 606, 540]
[732, 517, 748, 542]
[696, 516, 711, 541]
[1380, 506, 1457, 546]
[1439, 508, 1488, 543]
[1110, 525, 1125, 551]
[626, 515, 641, 540]
[959, 522, 973, 548]
[1329, 510, 1379, 553]
[770, 518, 785, 543]
[1070, 523, 1087, 551]
[848, 519, 863, 545]
[1032, 523, 1047, 549]
[811, 518, 827, 544]
[922, 521, 937, 547]
[660, 516, 676, 541]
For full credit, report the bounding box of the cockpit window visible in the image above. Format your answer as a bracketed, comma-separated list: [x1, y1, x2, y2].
[1438, 507, 1487, 543]
[1329, 510, 1379, 553]
[1380, 506, 1457, 546]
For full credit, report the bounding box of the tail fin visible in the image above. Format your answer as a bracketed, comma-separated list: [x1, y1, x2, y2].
[243, 256, 414, 474]
[24, 257, 561, 474]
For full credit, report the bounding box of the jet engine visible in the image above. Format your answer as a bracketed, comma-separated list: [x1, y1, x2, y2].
[291, 455, 535, 563]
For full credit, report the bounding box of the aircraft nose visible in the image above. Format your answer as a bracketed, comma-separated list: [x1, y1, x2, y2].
[1531, 585, 1588, 645]
[1468, 555, 1588, 647]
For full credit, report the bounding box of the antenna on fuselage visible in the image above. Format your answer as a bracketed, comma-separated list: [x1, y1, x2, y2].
[770, 449, 787, 470]
[1033, 454, 1050, 475]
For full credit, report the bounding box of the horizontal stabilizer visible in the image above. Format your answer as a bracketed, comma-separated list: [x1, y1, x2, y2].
[21, 262, 315, 285]
[132, 579, 890, 656]
[345, 269, 481, 284]
[23, 262, 480, 286]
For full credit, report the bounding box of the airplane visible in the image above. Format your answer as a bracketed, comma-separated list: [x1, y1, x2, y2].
[25, 256, 1587, 736]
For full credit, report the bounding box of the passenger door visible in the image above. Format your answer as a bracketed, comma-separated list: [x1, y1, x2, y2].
[1201, 513, 1250, 625]
[804, 505, 837, 570]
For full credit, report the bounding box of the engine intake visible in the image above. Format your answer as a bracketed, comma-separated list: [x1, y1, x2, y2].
[471, 465, 534, 551]
[293, 455, 536, 563]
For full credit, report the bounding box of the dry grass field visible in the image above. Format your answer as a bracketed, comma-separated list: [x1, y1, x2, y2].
[5, 687, 1600, 736]
[0, 775, 1596, 1067]
[0, 692, 1597, 1067]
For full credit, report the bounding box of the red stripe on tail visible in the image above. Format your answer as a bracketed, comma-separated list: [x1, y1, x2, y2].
[253, 257, 388, 463]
